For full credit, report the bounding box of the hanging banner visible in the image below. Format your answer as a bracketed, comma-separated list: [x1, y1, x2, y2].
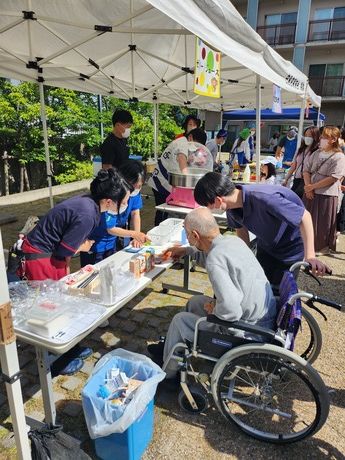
[194, 38, 221, 98]
[272, 84, 282, 113]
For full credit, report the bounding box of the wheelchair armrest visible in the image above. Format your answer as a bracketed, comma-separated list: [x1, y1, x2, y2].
[206, 315, 277, 341]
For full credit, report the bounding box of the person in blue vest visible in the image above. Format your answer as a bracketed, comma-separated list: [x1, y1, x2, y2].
[80, 160, 148, 266]
[275, 126, 298, 167]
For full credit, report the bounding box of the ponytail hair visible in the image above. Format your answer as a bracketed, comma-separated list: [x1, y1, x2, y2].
[90, 168, 130, 209]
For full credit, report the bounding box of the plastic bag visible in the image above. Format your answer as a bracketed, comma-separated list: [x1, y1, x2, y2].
[81, 348, 165, 438]
[29, 424, 91, 460]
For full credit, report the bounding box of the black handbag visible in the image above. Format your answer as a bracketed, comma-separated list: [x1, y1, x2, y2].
[291, 177, 305, 198]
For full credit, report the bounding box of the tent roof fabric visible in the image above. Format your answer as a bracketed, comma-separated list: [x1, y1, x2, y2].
[0, 0, 321, 110]
[223, 107, 325, 121]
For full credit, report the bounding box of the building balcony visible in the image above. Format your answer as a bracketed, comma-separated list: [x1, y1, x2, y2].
[257, 23, 296, 46]
[308, 18, 345, 42]
[309, 76, 345, 98]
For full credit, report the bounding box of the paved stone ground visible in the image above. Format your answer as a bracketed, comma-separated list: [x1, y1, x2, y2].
[0, 187, 345, 459]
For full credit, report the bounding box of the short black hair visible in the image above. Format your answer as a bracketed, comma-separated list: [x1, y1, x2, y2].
[182, 114, 201, 132]
[112, 109, 133, 126]
[194, 172, 236, 206]
[118, 160, 145, 186]
[90, 168, 130, 208]
[188, 128, 207, 145]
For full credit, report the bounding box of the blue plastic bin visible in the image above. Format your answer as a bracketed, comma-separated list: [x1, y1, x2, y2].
[93, 399, 154, 460]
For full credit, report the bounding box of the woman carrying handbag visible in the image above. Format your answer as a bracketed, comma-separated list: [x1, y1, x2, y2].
[303, 126, 345, 253]
[283, 126, 320, 197]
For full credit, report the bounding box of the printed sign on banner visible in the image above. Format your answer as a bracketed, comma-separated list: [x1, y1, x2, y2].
[272, 84, 282, 113]
[194, 38, 221, 98]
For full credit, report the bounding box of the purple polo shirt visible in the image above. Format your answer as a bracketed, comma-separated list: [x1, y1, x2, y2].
[27, 195, 101, 259]
[226, 184, 305, 263]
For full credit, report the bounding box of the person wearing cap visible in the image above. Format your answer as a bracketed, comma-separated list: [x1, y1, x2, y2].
[230, 128, 251, 165]
[206, 129, 228, 167]
[275, 126, 298, 166]
[260, 157, 277, 185]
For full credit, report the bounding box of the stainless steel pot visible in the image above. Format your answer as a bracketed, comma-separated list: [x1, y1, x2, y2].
[168, 168, 209, 188]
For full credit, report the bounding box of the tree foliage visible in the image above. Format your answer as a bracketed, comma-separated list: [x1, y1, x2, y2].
[0, 77, 195, 188]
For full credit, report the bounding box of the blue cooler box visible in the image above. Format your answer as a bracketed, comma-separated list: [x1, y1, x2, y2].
[94, 399, 154, 460]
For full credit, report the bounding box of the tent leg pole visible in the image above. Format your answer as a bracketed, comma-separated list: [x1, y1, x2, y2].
[255, 74, 261, 183]
[39, 82, 54, 209]
[317, 106, 321, 128]
[297, 90, 307, 152]
[153, 101, 159, 162]
[0, 230, 31, 459]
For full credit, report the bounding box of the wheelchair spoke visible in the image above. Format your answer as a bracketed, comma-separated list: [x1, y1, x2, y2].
[214, 351, 325, 443]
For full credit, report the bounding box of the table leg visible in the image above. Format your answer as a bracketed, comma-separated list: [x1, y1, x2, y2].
[162, 255, 203, 296]
[36, 347, 56, 425]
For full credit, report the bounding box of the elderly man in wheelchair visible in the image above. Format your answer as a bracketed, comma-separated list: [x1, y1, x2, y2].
[148, 208, 343, 444]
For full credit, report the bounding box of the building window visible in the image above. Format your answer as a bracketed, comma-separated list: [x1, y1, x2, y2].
[257, 12, 297, 46]
[309, 7, 345, 41]
[309, 63, 345, 97]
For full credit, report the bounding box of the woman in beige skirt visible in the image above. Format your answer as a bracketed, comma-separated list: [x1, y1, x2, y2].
[303, 126, 345, 253]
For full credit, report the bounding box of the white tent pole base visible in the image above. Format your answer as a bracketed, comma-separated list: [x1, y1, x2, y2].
[0, 229, 31, 459]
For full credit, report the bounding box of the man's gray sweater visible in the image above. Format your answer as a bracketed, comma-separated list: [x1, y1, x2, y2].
[186, 234, 277, 325]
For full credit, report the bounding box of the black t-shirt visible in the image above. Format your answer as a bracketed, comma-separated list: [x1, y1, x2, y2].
[100, 132, 129, 169]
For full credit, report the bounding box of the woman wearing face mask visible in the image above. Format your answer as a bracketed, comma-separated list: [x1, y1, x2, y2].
[303, 126, 345, 253]
[80, 161, 149, 266]
[282, 126, 320, 197]
[21, 168, 129, 280]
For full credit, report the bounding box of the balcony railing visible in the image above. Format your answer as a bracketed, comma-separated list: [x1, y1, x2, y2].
[257, 23, 296, 46]
[308, 18, 345, 42]
[309, 76, 345, 98]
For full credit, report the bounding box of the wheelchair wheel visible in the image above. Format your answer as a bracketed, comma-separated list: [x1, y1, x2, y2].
[211, 344, 329, 444]
[178, 386, 209, 413]
[294, 307, 322, 364]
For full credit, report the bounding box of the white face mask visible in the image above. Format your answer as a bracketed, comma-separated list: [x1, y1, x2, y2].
[130, 188, 140, 197]
[304, 136, 313, 146]
[319, 138, 330, 150]
[122, 128, 131, 139]
[118, 204, 128, 214]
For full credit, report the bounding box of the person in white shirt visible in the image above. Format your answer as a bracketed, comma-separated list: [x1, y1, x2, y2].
[148, 128, 213, 225]
[260, 156, 278, 185]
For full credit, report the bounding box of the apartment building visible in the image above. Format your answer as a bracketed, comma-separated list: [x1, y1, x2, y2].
[232, 0, 345, 126]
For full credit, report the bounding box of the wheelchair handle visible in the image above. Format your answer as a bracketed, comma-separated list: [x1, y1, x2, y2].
[310, 295, 343, 312]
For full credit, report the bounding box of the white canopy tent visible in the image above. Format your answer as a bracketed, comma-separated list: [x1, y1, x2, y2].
[0, 0, 320, 109]
[0, 0, 321, 197]
[0, 2, 322, 456]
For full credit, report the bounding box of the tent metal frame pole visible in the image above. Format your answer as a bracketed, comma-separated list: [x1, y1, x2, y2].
[255, 74, 261, 183]
[0, 230, 31, 460]
[39, 82, 54, 209]
[153, 100, 159, 161]
[317, 106, 321, 128]
[297, 84, 308, 152]
[97, 94, 104, 141]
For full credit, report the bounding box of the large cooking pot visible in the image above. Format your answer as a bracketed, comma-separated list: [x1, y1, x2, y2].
[168, 167, 209, 188]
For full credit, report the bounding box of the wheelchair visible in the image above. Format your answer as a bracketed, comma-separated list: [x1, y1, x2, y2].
[162, 262, 343, 443]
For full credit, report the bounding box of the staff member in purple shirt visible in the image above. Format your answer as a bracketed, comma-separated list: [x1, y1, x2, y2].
[22, 168, 130, 281]
[194, 172, 330, 285]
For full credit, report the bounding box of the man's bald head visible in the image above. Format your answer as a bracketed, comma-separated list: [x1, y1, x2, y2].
[184, 208, 220, 238]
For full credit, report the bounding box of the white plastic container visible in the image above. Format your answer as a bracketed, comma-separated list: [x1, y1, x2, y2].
[147, 226, 172, 245]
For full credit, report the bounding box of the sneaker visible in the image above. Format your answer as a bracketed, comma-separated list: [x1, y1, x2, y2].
[51, 357, 83, 377]
[77, 347, 93, 360]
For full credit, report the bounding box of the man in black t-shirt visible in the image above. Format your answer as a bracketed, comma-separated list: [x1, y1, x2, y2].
[101, 109, 133, 169]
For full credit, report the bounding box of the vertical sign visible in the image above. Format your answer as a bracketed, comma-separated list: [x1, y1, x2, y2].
[194, 38, 221, 98]
[272, 84, 282, 113]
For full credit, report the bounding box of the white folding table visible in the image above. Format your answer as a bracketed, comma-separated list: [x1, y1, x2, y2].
[14, 250, 173, 425]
